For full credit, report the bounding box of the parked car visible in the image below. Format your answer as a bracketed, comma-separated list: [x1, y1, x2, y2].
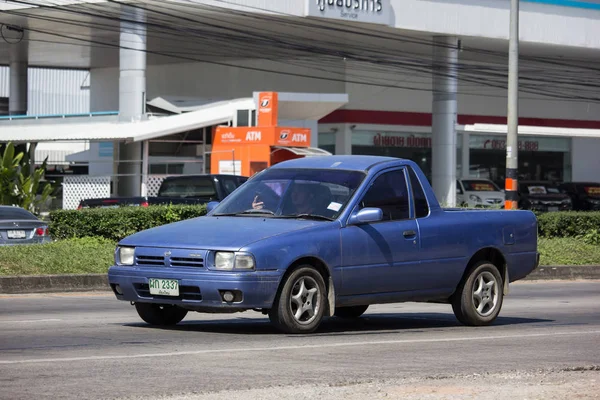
[558, 182, 600, 211]
[456, 178, 505, 208]
[517, 180, 572, 212]
[78, 174, 248, 209]
[0, 206, 51, 246]
[107, 155, 539, 334]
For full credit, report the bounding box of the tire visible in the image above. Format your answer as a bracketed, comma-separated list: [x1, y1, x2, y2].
[334, 305, 369, 319]
[451, 261, 504, 326]
[269, 266, 327, 334]
[134, 302, 188, 326]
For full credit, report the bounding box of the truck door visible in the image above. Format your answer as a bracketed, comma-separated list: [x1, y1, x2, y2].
[339, 167, 422, 295]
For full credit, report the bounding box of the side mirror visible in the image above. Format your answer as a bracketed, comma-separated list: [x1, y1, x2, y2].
[348, 207, 383, 225]
[206, 201, 220, 213]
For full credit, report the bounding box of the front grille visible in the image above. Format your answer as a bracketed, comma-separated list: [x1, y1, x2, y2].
[134, 283, 202, 301]
[136, 255, 165, 266]
[485, 198, 503, 204]
[170, 257, 204, 268]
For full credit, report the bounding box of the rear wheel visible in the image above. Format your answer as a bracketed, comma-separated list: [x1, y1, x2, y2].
[334, 305, 369, 319]
[451, 261, 503, 326]
[269, 266, 327, 334]
[134, 303, 188, 326]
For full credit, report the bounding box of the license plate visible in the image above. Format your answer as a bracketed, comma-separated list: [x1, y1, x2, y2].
[548, 206, 559, 212]
[7, 230, 26, 239]
[148, 278, 179, 296]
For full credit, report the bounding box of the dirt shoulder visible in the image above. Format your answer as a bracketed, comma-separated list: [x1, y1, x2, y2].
[147, 366, 600, 400]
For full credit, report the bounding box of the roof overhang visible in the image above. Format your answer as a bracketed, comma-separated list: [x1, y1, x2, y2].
[271, 146, 332, 156]
[0, 98, 254, 143]
[462, 123, 600, 138]
[147, 92, 349, 121]
[256, 92, 349, 121]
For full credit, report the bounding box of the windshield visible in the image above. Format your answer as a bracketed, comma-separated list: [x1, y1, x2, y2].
[0, 207, 38, 221]
[461, 180, 501, 192]
[211, 168, 366, 220]
[520, 182, 561, 195]
[158, 177, 217, 199]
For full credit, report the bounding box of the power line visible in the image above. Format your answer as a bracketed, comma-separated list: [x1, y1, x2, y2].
[2, 0, 600, 103]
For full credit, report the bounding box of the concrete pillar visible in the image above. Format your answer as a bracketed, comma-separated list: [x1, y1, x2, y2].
[461, 132, 470, 178]
[335, 124, 352, 155]
[431, 36, 459, 207]
[116, 5, 146, 197]
[9, 42, 28, 116]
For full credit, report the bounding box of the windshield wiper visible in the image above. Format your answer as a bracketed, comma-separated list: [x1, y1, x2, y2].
[213, 209, 276, 217]
[277, 214, 334, 221]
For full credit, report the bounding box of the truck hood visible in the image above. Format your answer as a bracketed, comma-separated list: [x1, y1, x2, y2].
[118, 215, 325, 250]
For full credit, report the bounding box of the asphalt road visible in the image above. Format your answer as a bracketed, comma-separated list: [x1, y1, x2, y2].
[1, 281, 599, 400]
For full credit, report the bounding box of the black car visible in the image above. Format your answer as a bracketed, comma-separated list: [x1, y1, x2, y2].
[78, 174, 248, 209]
[517, 181, 572, 212]
[558, 182, 600, 211]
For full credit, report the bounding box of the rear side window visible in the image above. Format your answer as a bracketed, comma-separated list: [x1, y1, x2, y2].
[0, 207, 38, 221]
[221, 177, 241, 195]
[158, 178, 217, 198]
[408, 167, 429, 218]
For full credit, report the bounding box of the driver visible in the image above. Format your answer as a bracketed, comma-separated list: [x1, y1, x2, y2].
[288, 184, 316, 214]
[252, 183, 317, 215]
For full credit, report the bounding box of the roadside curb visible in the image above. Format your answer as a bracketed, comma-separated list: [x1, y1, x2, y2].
[0, 266, 599, 294]
[524, 265, 600, 281]
[0, 274, 109, 294]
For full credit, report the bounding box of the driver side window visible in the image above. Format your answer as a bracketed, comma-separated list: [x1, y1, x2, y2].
[359, 169, 410, 221]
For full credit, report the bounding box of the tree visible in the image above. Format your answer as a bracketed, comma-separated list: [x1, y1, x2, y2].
[0, 142, 54, 214]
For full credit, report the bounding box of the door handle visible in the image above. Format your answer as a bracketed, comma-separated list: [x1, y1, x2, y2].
[403, 230, 417, 238]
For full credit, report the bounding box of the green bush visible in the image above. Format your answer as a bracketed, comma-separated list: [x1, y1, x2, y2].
[49, 204, 207, 242]
[537, 211, 600, 239]
[0, 237, 116, 276]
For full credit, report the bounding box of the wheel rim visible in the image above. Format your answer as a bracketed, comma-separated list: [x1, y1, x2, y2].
[471, 271, 499, 317]
[288, 275, 321, 325]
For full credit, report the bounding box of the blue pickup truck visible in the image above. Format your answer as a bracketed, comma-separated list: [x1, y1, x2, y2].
[108, 155, 539, 334]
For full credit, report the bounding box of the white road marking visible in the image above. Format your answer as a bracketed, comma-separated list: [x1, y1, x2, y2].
[2, 319, 62, 324]
[1, 329, 600, 365]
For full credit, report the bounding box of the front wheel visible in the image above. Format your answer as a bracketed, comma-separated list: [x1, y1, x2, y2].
[134, 303, 188, 326]
[269, 266, 327, 334]
[451, 261, 503, 326]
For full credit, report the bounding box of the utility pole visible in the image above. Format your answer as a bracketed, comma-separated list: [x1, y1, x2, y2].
[505, 0, 519, 210]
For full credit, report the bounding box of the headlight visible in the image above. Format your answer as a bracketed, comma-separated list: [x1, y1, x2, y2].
[118, 247, 135, 265]
[469, 195, 482, 203]
[214, 251, 255, 271]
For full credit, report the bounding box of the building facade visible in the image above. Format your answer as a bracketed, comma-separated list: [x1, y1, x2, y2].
[1, 0, 600, 207]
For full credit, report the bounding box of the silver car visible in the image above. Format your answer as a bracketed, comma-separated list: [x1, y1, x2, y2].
[0, 206, 51, 246]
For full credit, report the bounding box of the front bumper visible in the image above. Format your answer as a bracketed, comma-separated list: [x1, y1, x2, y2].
[528, 203, 572, 212]
[108, 266, 283, 311]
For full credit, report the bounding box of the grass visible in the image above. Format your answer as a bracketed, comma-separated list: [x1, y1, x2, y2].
[0, 237, 116, 276]
[538, 237, 600, 266]
[0, 237, 598, 277]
